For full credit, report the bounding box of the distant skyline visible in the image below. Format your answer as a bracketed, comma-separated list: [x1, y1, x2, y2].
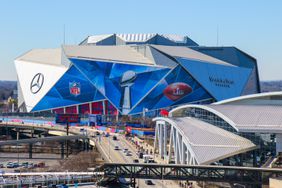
[0, 0, 281, 81]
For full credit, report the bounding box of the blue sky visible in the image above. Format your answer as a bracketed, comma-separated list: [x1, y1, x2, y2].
[0, 0, 281, 81]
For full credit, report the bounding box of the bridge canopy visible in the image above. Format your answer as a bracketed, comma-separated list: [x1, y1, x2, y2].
[154, 117, 256, 165]
[170, 104, 282, 133]
[172, 117, 256, 164]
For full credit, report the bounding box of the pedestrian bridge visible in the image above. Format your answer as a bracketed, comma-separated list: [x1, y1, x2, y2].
[153, 117, 256, 165]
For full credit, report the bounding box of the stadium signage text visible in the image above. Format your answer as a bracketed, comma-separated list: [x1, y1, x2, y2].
[209, 76, 234, 88]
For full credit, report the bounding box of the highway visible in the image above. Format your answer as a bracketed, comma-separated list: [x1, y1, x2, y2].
[0, 135, 87, 146]
[97, 133, 180, 188]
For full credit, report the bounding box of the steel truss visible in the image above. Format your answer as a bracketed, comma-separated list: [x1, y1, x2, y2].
[102, 163, 282, 187]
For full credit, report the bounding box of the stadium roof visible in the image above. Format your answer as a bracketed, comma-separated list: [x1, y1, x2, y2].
[151, 45, 232, 66]
[63, 45, 155, 66]
[155, 117, 256, 164]
[16, 48, 63, 66]
[117, 33, 156, 42]
[170, 104, 282, 133]
[82, 33, 199, 46]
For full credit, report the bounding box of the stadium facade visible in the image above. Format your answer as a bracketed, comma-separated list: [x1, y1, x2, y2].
[15, 33, 260, 115]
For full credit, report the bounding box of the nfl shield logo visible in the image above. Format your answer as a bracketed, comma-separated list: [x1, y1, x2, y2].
[69, 82, 81, 96]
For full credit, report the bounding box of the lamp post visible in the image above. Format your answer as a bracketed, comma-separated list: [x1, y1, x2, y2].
[142, 108, 148, 148]
[108, 134, 111, 161]
[66, 121, 69, 158]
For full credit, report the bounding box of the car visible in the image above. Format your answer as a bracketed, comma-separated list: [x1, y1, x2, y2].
[95, 132, 100, 136]
[6, 162, 14, 168]
[148, 159, 156, 163]
[114, 146, 119, 150]
[113, 135, 117, 140]
[13, 162, 19, 168]
[133, 159, 139, 163]
[125, 151, 132, 156]
[0, 164, 4, 168]
[145, 180, 154, 185]
[123, 148, 128, 153]
[56, 184, 68, 188]
[37, 162, 45, 168]
[138, 152, 144, 159]
[14, 169, 21, 173]
[28, 163, 34, 169]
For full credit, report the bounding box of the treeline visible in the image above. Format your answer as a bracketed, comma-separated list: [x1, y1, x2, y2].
[260, 80, 282, 92]
[0, 80, 17, 101]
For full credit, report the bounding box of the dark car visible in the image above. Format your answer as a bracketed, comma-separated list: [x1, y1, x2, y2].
[145, 180, 154, 185]
[113, 135, 117, 140]
[133, 159, 139, 163]
[139, 152, 144, 159]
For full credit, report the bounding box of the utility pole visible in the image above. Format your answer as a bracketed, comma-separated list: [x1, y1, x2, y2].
[108, 135, 111, 161]
[63, 24, 66, 45]
[66, 121, 69, 158]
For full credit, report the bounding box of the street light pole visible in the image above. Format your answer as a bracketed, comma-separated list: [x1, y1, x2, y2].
[66, 121, 69, 158]
[108, 135, 111, 161]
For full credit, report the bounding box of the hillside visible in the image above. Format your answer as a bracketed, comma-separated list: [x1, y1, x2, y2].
[260, 80, 282, 92]
[0, 81, 17, 101]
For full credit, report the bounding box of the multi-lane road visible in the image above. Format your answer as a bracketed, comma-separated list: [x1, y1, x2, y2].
[95, 133, 179, 188]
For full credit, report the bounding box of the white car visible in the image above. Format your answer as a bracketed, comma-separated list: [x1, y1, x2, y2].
[125, 151, 132, 156]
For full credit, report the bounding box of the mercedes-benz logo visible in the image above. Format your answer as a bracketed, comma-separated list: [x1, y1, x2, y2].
[30, 73, 44, 94]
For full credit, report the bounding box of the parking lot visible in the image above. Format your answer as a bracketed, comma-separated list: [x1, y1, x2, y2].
[0, 152, 60, 173]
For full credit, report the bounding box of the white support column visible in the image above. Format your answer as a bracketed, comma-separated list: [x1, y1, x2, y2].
[154, 123, 159, 154]
[185, 149, 189, 164]
[176, 132, 182, 164]
[182, 142, 186, 164]
[89, 103, 92, 114]
[189, 153, 193, 164]
[102, 100, 106, 115]
[276, 133, 282, 155]
[172, 128, 178, 163]
[168, 126, 173, 163]
[76, 105, 79, 114]
[160, 122, 164, 158]
[163, 123, 167, 158]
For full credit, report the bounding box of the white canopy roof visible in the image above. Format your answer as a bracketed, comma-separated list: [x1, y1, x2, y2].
[163, 117, 256, 164]
[170, 104, 282, 133]
[207, 104, 282, 133]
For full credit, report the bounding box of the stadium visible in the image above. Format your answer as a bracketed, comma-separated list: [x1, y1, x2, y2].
[15, 33, 260, 115]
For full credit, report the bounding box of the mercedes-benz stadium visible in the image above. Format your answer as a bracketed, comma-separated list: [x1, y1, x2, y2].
[15, 33, 260, 115]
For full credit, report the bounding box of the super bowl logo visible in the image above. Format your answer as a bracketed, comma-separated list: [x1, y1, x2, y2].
[69, 82, 81, 97]
[163, 82, 192, 101]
